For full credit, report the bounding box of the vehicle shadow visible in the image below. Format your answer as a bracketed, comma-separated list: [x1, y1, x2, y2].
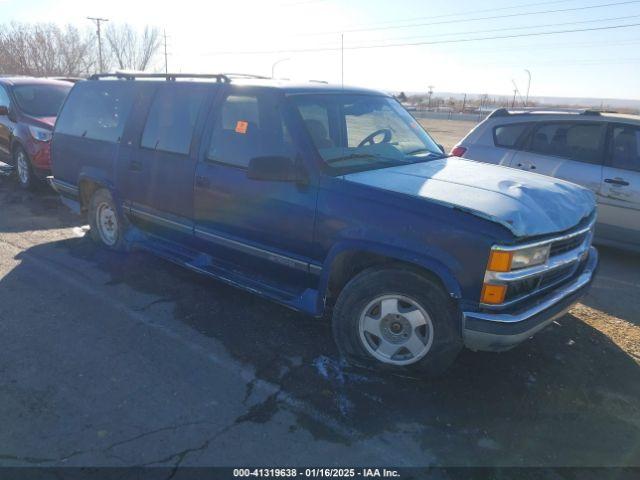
[0, 176, 82, 233]
[52, 235, 640, 467]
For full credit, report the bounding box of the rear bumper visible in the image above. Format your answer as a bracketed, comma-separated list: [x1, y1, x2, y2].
[462, 247, 598, 352]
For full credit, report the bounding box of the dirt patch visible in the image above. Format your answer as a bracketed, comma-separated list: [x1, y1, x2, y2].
[417, 118, 478, 152]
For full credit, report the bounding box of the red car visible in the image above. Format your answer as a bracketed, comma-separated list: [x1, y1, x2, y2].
[0, 77, 72, 189]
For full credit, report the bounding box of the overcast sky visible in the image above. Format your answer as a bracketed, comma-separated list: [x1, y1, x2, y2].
[2, 0, 640, 100]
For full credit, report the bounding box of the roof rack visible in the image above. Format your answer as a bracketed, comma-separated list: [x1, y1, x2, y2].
[88, 72, 272, 83]
[488, 107, 605, 118]
[89, 72, 231, 82]
[219, 73, 271, 80]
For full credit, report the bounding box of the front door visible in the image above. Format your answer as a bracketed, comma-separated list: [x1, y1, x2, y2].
[122, 83, 216, 242]
[193, 88, 318, 292]
[598, 124, 640, 248]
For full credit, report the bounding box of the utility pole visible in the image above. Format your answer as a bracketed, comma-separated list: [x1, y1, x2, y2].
[87, 17, 109, 73]
[341, 33, 344, 88]
[461, 93, 467, 113]
[524, 69, 531, 106]
[427, 85, 434, 110]
[511, 89, 517, 108]
[163, 29, 168, 74]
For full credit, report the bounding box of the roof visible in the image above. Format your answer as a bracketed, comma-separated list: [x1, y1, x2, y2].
[0, 76, 74, 87]
[485, 107, 640, 125]
[234, 78, 387, 96]
[87, 72, 388, 96]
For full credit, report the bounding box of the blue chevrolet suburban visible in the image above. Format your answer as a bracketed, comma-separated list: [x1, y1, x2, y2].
[50, 73, 599, 375]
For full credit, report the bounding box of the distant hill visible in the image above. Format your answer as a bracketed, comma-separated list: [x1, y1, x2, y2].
[397, 91, 640, 111]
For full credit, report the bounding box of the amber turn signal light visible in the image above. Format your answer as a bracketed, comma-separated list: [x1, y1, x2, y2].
[487, 250, 513, 272]
[481, 284, 507, 305]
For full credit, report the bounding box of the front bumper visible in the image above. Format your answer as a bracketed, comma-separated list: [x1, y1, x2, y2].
[463, 246, 599, 352]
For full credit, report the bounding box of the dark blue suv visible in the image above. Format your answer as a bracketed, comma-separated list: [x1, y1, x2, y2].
[50, 73, 599, 375]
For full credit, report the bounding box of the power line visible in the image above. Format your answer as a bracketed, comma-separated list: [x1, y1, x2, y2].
[328, 0, 578, 29]
[357, 13, 640, 45]
[204, 22, 640, 55]
[302, 0, 640, 35]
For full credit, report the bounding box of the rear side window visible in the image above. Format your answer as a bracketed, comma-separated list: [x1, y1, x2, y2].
[55, 82, 134, 143]
[207, 92, 296, 168]
[141, 85, 209, 155]
[610, 125, 640, 172]
[0, 86, 11, 107]
[493, 123, 528, 148]
[528, 122, 605, 164]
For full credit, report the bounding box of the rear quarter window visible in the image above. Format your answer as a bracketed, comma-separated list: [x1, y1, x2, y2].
[493, 123, 529, 148]
[55, 82, 134, 143]
[140, 85, 210, 155]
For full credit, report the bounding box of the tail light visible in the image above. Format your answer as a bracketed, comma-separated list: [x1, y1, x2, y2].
[451, 146, 467, 157]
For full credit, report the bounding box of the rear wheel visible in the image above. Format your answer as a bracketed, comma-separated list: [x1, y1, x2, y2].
[88, 188, 129, 252]
[332, 266, 463, 377]
[14, 147, 35, 190]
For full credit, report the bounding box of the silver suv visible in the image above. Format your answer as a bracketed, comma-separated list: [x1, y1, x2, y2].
[452, 109, 640, 252]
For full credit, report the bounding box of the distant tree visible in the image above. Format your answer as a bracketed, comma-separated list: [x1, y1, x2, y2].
[397, 91, 408, 102]
[0, 22, 96, 76]
[105, 24, 161, 71]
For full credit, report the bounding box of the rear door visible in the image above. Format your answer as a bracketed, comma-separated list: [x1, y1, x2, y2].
[120, 82, 216, 241]
[511, 120, 606, 194]
[598, 123, 640, 247]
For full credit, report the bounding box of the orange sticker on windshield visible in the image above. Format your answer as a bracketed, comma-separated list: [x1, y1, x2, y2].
[235, 121, 248, 134]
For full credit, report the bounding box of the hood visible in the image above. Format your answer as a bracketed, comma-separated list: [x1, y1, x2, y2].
[341, 157, 595, 238]
[23, 115, 56, 129]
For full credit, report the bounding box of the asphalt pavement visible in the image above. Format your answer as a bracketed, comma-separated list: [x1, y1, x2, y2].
[0, 178, 638, 469]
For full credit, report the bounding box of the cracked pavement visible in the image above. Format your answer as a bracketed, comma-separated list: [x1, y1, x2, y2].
[0, 177, 639, 469]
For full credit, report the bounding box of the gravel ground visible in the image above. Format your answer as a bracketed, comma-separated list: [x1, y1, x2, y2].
[417, 118, 478, 152]
[0, 165, 638, 470]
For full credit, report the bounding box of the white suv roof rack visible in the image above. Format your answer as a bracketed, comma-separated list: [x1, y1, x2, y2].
[488, 107, 605, 118]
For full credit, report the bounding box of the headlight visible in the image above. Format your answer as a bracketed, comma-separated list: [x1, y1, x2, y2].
[487, 244, 550, 272]
[28, 126, 52, 142]
[481, 244, 551, 305]
[511, 245, 551, 270]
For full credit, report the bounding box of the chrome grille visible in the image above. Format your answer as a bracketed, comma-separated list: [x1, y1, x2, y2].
[539, 263, 575, 288]
[550, 232, 588, 257]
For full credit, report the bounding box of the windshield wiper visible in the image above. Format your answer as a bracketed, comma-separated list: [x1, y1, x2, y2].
[326, 153, 402, 165]
[405, 148, 443, 157]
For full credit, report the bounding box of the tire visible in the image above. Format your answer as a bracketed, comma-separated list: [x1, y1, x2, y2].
[14, 146, 35, 190]
[88, 188, 129, 252]
[332, 266, 463, 377]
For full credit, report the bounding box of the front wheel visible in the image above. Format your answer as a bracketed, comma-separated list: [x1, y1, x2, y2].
[332, 266, 463, 377]
[88, 188, 129, 252]
[14, 147, 35, 190]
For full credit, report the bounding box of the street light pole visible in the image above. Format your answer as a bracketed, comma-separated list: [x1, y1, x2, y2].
[524, 69, 531, 107]
[87, 17, 109, 73]
[271, 58, 290, 78]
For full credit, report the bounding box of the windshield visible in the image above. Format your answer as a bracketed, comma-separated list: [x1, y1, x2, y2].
[290, 93, 443, 174]
[12, 84, 71, 117]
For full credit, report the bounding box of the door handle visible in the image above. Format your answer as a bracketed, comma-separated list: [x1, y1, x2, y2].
[195, 175, 210, 188]
[604, 178, 629, 187]
[130, 160, 142, 171]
